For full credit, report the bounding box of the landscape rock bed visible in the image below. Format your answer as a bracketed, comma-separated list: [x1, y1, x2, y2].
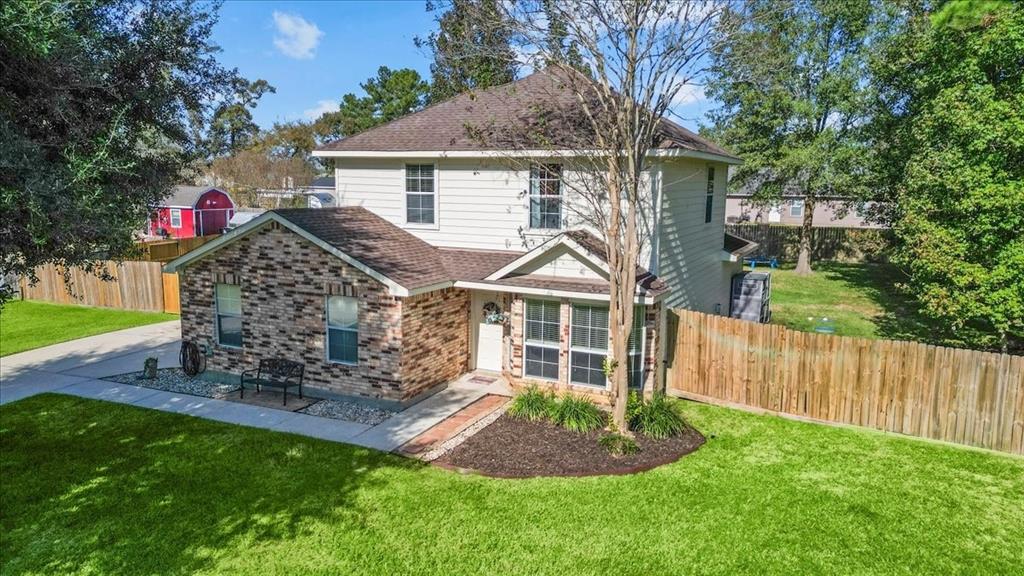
[298, 399, 395, 426]
[434, 414, 705, 478]
[104, 368, 238, 398]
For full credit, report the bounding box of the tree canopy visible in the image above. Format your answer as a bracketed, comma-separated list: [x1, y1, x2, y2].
[206, 78, 276, 157]
[417, 0, 517, 102]
[705, 0, 875, 274]
[313, 66, 430, 141]
[0, 0, 239, 303]
[870, 1, 1023, 351]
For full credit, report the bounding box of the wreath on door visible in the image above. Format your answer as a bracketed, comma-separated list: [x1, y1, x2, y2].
[482, 301, 507, 325]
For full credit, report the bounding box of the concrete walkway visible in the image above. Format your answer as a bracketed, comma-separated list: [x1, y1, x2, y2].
[0, 321, 506, 451]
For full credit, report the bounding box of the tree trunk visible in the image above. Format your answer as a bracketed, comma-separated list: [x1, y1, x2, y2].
[794, 197, 815, 275]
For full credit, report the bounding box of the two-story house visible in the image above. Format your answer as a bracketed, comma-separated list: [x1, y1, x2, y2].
[165, 70, 752, 408]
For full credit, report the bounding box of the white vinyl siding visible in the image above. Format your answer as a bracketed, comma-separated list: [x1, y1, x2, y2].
[215, 283, 242, 348]
[657, 158, 735, 312]
[334, 159, 570, 251]
[326, 295, 358, 364]
[524, 299, 560, 380]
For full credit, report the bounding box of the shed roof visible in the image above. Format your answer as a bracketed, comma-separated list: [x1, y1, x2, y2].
[163, 185, 229, 208]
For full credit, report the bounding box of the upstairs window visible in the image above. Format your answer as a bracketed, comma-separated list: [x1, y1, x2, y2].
[215, 283, 242, 348]
[405, 164, 435, 224]
[326, 295, 358, 364]
[704, 166, 715, 223]
[524, 299, 560, 380]
[790, 199, 805, 217]
[529, 164, 562, 229]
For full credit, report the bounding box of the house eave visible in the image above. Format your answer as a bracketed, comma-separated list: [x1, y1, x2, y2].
[312, 148, 742, 164]
[453, 280, 664, 305]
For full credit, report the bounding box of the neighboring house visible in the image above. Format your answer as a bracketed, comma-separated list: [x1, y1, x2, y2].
[150, 186, 235, 238]
[305, 176, 337, 209]
[165, 70, 752, 408]
[725, 194, 882, 228]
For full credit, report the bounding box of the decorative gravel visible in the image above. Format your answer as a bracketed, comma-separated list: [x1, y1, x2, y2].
[420, 402, 510, 462]
[298, 399, 395, 426]
[104, 368, 239, 398]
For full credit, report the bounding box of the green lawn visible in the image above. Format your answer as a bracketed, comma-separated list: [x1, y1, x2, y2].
[2, 394, 1021, 575]
[0, 300, 177, 356]
[768, 261, 947, 343]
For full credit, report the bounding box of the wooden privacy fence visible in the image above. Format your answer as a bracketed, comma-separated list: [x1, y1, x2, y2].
[665, 309, 1024, 454]
[20, 261, 183, 314]
[138, 235, 219, 262]
[725, 224, 892, 263]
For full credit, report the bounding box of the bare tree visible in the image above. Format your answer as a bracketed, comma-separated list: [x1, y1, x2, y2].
[480, 0, 729, 433]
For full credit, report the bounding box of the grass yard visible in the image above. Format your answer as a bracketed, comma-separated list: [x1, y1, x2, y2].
[2, 394, 1021, 575]
[0, 300, 177, 356]
[768, 261, 947, 343]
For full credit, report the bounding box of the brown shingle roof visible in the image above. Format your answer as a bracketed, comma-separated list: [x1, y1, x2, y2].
[439, 248, 524, 282]
[317, 69, 738, 160]
[724, 231, 758, 256]
[273, 207, 451, 290]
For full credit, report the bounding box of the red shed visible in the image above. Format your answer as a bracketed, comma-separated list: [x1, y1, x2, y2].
[150, 186, 235, 238]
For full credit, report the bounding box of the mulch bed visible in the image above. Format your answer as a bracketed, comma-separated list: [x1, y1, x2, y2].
[433, 414, 705, 478]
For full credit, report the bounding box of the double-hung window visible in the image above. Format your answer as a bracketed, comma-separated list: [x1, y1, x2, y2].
[790, 199, 805, 217]
[627, 306, 645, 389]
[215, 283, 242, 348]
[570, 304, 609, 387]
[524, 299, 560, 380]
[529, 163, 562, 229]
[405, 164, 436, 224]
[704, 166, 715, 223]
[326, 296, 358, 364]
[170, 209, 182, 229]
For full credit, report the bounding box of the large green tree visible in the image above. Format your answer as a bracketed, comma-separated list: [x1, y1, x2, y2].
[870, 1, 1024, 352]
[705, 0, 875, 274]
[314, 66, 429, 140]
[0, 0, 238, 304]
[417, 0, 516, 101]
[206, 78, 275, 157]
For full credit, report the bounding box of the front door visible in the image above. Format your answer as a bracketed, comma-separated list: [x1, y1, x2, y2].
[472, 291, 503, 371]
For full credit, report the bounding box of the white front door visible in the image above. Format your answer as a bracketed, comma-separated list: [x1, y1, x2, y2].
[472, 291, 503, 371]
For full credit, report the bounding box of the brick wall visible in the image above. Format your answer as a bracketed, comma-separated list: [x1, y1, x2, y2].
[505, 294, 662, 403]
[179, 224, 467, 403]
[400, 287, 470, 399]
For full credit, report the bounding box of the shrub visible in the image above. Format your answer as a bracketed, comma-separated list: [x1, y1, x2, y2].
[548, 394, 605, 433]
[599, 432, 639, 456]
[629, 393, 688, 439]
[508, 385, 555, 421]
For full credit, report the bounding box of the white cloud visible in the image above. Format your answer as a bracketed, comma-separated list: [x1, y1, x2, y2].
[272, 12, 323, 60]
[302, 99, 338, 121]
[672, 83, 706, 106]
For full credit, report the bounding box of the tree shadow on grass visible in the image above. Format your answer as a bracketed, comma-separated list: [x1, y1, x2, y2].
[0, 394, 424, 575]
[813, 262, 953, 346]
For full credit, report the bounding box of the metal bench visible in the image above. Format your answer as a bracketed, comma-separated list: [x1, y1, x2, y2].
[240, 358, 305, 406]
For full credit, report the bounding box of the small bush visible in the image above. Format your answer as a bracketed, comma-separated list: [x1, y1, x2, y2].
[508, 385, 555, 421]
[599, 433, 640, 456]
[629, 393, 687, 439]
[549, 394, 605, 433]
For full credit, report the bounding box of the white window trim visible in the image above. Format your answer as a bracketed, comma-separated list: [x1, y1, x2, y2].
[528, 163, 564, 231]
[628, 306, 646, 390]
[325, 295, 358, 366]
[569, 303, 610, 389]
[404, 163, 439, 230]
[214, 283, 242, 349]
[523, 298, 561, 382]
[169, 208, 183, 229]
[704, 165, 715, 224]
[790, 199, 805, 217]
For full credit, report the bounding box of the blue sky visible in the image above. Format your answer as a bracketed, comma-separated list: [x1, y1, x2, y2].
[213, 1, 713, 132]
